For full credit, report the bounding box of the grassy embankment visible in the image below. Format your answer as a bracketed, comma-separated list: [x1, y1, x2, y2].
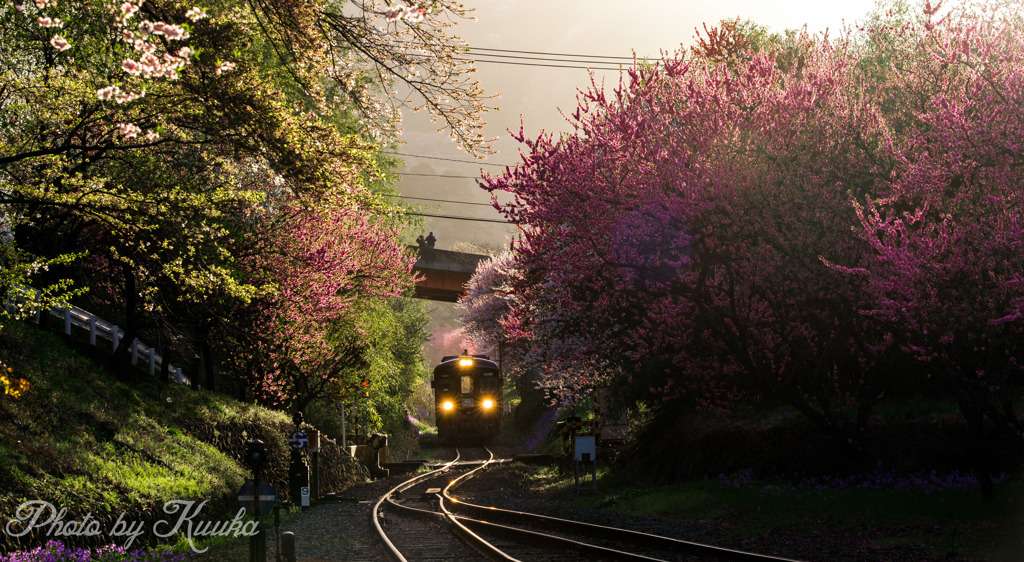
[525, 463, 1022, 560]
[504, 401, 1024, 562]
[0, 321, 321, 555]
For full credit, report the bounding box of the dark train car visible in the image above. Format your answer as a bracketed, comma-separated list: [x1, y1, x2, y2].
[431, 352, 502, 443]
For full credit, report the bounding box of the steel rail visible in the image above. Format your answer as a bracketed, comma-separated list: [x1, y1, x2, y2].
[443, 477, 802, 562]
[371, 448, 462, 561]
[436, 447, 520, 561]
[455, 515, 664, 561]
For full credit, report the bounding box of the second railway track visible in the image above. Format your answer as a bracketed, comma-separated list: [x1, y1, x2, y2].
[372, 447, 801, 562]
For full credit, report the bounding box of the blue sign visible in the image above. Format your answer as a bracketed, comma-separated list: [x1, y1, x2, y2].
[238, 480, 275, 517]
[288, 431, 308, 450]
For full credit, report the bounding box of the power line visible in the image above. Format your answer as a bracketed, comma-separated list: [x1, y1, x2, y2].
[398, 172, 480, 179]
[396, 195, 495, 207]
[391, 40, 645, 61]
[404, 211, 510, 224]
[387, 152, 510, 168]
[468, 45, 641, 61]
[398, 45, 635, 70]
[465, 57, 625, 71]
[467, 50, 631, 66]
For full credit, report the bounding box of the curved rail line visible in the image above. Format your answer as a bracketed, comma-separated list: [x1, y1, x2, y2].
[436, 448, 518, 561]
[442, 493, 799, 561]
[373, 448, 800, 561]
[372, 448, 463, 561]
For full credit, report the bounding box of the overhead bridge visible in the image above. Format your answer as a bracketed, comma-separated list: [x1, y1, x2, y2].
[410, 246, 489, 302]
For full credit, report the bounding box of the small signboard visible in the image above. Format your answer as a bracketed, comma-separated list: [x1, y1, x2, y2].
[300, 486, 310, 507]
[573, 435, 597, 494]
[288, 431, 308, 450]
[574, 435, 596, 462]
[238, 480, 276, 517]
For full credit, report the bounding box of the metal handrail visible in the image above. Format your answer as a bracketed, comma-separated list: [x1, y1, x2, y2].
[5, 286, 190, 385]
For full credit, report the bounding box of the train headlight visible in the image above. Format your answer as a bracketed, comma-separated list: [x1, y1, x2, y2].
[482, 399, 494, 409]
[442, 401, 454, 411]
[458, 357, 473, 367]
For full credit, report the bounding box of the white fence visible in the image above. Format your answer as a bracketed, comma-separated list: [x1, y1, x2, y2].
[5, 289, 190, 386]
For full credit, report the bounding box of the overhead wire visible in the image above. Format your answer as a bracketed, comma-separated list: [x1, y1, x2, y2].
[396, 195, 495, 207]
[386, 152, 510, 168]
[460, 57, 625, 71]
[385, 45, 641, 222]
[391, 41, 644, 71]
[389, 40, 647, 60]
[468, 46, 640, 60]
[400, 51, 626, 71]
[398, 172, 480, 179]
[404, 211, 511, 224]
[465, 50, 630, 65]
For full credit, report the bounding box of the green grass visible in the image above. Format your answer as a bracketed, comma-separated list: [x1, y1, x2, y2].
[525, 464, 1024, 561]
[0, 321, 282, 520]
[409, 416, 436, 436]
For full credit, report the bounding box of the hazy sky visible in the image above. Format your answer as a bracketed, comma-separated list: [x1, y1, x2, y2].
[397, 0, 879, 251]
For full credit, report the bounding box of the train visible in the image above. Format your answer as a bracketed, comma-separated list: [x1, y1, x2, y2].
[431, 352, 503, 443]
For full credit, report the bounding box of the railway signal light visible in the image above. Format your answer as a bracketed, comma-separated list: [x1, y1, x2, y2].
[361, 379, 370, 398]
[244, 439, 269, 474]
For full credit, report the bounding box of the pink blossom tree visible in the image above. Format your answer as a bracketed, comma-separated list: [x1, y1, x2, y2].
[222, 195, 416, 412]
[842, 0, 1024, 496]
[483, 32, 886, 436]
[481, 3, 1024, 483]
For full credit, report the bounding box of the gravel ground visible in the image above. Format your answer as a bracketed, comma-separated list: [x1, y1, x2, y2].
[190, 474, 403, 562]
[191, 454, 982, 562]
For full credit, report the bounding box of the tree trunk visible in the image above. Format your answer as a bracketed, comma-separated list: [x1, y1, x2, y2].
[197, 318, 215, 392]
[160, 344, 171, 384]
[957, 392, 994, 500]
[109, 265, 139, 377]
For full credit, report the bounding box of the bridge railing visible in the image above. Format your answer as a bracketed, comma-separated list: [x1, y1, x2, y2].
[4, 287, 190, 386]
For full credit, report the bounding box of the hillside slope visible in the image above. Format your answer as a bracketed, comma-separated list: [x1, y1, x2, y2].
[0, 321, 367, 554]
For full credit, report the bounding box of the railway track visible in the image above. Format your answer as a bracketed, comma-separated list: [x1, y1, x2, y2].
[371, 447, 801, 561]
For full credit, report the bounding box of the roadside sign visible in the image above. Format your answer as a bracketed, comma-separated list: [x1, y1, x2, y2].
[238, 480, 275, 517]
[300, 486, 310, 507]
[288, 431, 308, 450]
[574, 435, 596, 462]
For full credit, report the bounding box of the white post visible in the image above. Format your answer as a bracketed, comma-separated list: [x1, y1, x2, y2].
[112, 326, 120, 352]
[176, 367, 183, 384]
[148, 348, 156, 377]
[131, 340, 139, 366]
[64, 307, 72, 335]
[89, 317, 97, 346]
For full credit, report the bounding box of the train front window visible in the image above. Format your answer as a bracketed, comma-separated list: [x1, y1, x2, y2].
[480, 375, 497, 392]
[461, 375, 472, 394]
